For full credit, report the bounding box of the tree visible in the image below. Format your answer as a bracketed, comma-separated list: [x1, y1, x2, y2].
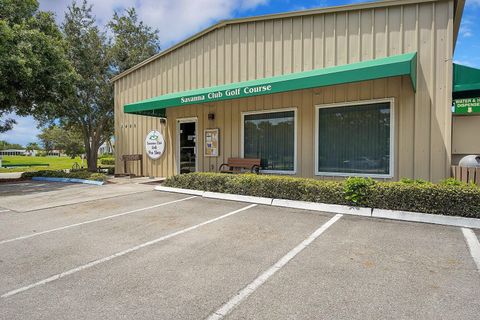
[26, 142, 41, 151]
[16, 1, 160, 170]
[54, 0, 112, 168]
[37, 125, 85, 158]
[0, 140, 23, 150]
[0, 0, 74, 132]
[41, 1, 160, 171]
[108, 8, 160, 74]
[38, 126, 60, 153]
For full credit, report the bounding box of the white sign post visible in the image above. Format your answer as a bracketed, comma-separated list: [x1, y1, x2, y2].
[145, 130, 165, 160]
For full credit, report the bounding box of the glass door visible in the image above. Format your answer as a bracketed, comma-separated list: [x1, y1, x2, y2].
[178, 120, 197, 174]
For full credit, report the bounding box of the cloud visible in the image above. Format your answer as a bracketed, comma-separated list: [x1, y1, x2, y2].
[238, 0, 269, 10]
[0, 114, 41, 147]
[39, 0, 270, 47]
[459, 17, 474, 38]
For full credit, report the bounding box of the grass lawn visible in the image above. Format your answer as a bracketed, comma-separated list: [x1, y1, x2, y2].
[0, 156, 88, 173]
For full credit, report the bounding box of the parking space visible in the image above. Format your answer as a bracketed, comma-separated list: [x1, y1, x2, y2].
[0, 180, 88, 195]
[0, 181, 154, 212]
[0, 186, 479, 319]
[0, 190, 188, 241]
[0, 196, 248, 292]
[226, 217, 480, 320]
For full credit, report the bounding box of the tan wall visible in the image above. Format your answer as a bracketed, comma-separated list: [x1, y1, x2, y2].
[452, 115, 480, 164]
[114, 0, 454, 181]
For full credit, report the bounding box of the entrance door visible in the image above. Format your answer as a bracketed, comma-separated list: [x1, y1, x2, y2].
[177, 119, 197, 174]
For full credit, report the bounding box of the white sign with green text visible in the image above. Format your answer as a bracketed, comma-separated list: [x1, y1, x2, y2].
[145, 130, 165, 160]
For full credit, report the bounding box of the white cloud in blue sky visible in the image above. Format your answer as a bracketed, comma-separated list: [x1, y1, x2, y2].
[3, 0, 479, 145]
[0, 114, 40, 147]
[39, 0, 270, 47]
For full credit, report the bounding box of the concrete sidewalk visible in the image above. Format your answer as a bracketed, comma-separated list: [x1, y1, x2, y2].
[0, 172, 23, 180]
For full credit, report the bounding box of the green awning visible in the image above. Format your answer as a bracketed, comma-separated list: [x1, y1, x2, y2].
[453, 63, 480, 93]
[124, 52, 417, 117]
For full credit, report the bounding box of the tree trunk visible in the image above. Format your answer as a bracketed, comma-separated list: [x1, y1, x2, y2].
[85, 135, 100, 172]
[87, 148, 98, 171]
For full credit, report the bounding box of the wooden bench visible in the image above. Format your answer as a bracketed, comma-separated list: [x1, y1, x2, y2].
[219, 158, 261, 174]
[115, 154, 143, 177]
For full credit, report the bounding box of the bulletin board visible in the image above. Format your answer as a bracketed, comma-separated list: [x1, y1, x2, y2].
[204, 128, 219, 157]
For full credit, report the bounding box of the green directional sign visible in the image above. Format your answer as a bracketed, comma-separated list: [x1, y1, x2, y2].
[453, 97, 480, 114]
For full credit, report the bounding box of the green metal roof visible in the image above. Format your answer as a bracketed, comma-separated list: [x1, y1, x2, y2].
[453, 63, 480, 93]
[124, 52, 417, 117]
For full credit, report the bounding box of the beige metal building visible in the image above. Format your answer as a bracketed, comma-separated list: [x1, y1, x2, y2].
[451, 64, 480, 165]
[113, 0, 468, 182]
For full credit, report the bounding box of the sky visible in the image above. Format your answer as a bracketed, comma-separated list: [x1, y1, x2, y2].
[2, 0, 479, 146]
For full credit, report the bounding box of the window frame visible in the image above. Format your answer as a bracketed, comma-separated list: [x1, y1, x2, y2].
[241, 107, 298, 175]
[314, 98, 395, 178]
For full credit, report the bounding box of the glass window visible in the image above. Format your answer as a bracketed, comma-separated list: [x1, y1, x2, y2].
[317, 102, 391, 176]
[243, 110, 295, 172]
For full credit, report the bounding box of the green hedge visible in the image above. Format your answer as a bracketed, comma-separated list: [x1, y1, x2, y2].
[164, 173, 480, 218]
[22, 170, 107, 182]
[100, 158, 115, 165]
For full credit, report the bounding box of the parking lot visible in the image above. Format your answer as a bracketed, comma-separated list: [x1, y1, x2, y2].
[0, 181, 479, 319]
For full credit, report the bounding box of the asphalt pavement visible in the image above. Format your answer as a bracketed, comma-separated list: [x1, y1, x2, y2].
[0, 181, 479, 319]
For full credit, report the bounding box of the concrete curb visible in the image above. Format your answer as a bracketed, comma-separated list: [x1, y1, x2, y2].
[204, 191, 273, 205]
[272, 199, 371, 216]
[31, 177, 105, 186]
[155, 186, 205, 196]
[372, 208, 480, 229]
[154, 186, 480, 229]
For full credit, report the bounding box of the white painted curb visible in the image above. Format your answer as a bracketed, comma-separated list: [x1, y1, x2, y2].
[155, 186, 480, 229]
[372, 208, 480, 229]
[204, 191, 273, 205]
[154, 186, 205, 196]
[272, 199, 371, 217]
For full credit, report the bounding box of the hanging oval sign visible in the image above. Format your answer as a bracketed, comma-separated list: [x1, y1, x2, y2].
[145, 130, 165, 160]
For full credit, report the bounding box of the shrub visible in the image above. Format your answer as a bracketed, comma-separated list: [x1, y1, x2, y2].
[164, 173, 480, 218]
[165, 173, 347, 205]
[439, 178, 466, 187]
[67, 169, 94, 180]
[100, 158, 115, 165]
[21, 170, 68, 179]
[89, 173, 107, 181]
[105, 167, 115, 175]
[399, 178, 432, 185]
[343, 177, 376, 205]
[366, 182, 480, 217]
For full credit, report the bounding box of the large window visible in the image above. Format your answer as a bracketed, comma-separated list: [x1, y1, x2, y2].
[243, 109, 296, 173]
[316, 100, 393, 177]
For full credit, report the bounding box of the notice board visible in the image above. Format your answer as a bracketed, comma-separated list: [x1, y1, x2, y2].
[204, 128, 219, 157]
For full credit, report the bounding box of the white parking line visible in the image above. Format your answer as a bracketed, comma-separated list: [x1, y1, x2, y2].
[207, 213, 343, 320]
[462, 228, 480, 271]
[0, 196, 197, 245]
[1, 203, 257, 298]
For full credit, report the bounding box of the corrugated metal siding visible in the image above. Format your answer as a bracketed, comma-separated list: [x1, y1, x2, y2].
[452, 115, 480, 155]
[115, 0, 454, 181]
